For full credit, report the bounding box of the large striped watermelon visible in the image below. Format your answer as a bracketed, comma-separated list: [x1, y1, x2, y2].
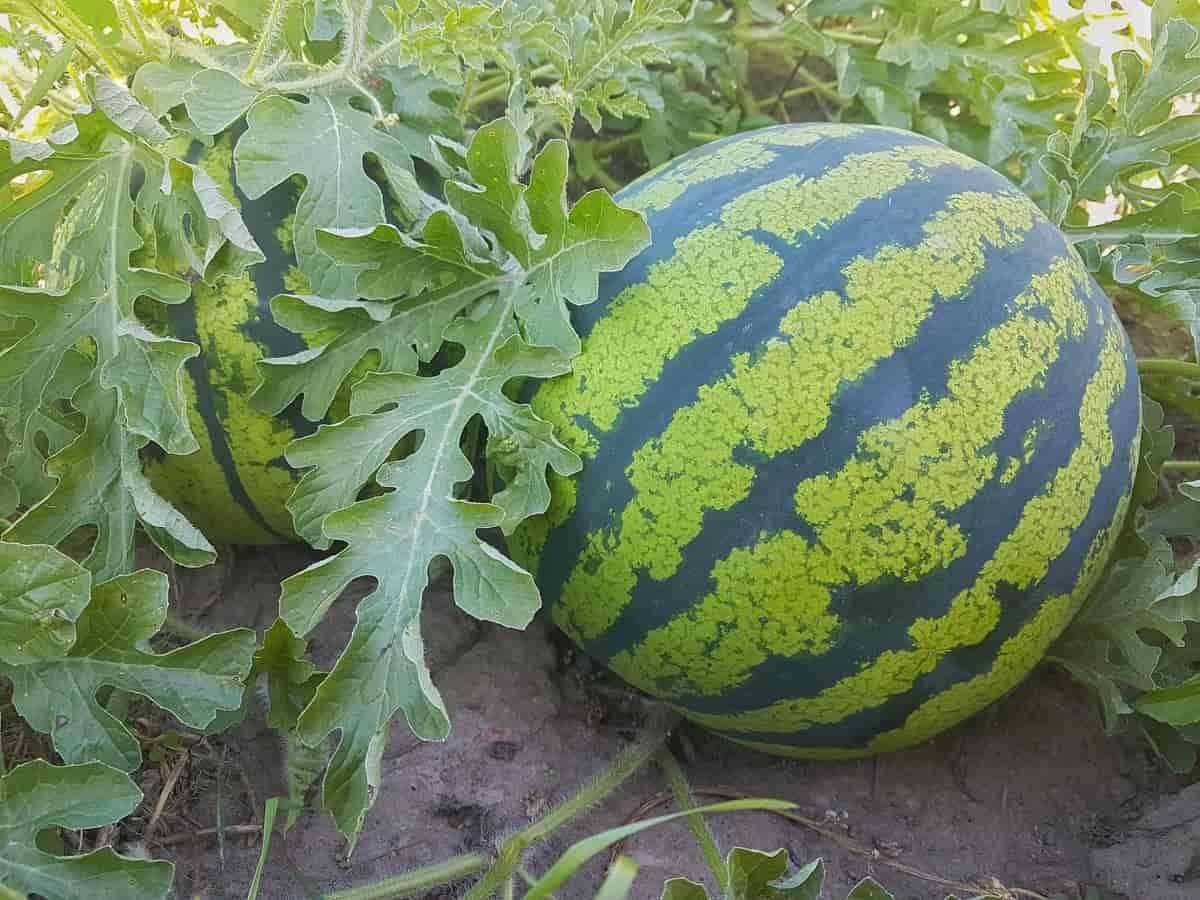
[509, 123, 1142, 757]
[144, 135, 313, 545]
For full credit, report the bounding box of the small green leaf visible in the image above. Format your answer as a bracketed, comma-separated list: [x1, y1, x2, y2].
[14, 42, 74, 125]
[661, 877, 708, 900]
[1, 563, 255, 771]
[182, 69, 259, 134]
[255, 618, 323, 732]
[1051, 537, 1200, 731]
[1135, 675, 1200, 726]
[0, 542, 89, 666]
[845, 878, 894, 900]
[130, 59, 204, 117]
[727, 849, 823, 899]
[1117, 16, 1200, 134]
[0, 759, 174, 900]
[61, 0, 121, 46]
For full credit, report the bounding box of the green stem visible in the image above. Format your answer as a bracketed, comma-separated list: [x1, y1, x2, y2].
[116, 0, 151, 55]
[1138, 358, 1200, 380]
[734, 25, 882, 48]
[458, 70, 477, 119]
[244, 0, 290, 80]
[791, 67, 847, 105]
[588, 165, 623, 194]
[593, 131, 640, 157]
[462, 718, 677, 900]
[325, 853, 490, 900]
[257, 1, 391, 93]
[657, 750, 727, 893]
[467, 65, 555, 111]
[1161, 460, 1200, 475]
[821, 28, 884, 47]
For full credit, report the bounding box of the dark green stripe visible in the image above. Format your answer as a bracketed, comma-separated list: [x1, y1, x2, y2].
[166, 301, 292, 542]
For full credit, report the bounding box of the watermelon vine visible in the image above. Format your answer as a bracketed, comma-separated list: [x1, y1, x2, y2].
[2, 0, 1200, 896]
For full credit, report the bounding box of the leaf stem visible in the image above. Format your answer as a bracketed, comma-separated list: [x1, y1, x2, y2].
[587, 165, 623, 193]
[324, 853, 491, 900]
[1138, 358, 1200, 380]
[1161, 460, 1200, 475]
[593, 131, 640, 156]
[734, 24, 882, 48]
[243, 0, 290, 80]
[656, 750, 727, 893]
[469, 66, 555, 111]
[115, 0, 152, 56]
[821, 28, 884, 47]
[461, 716, 677, 900]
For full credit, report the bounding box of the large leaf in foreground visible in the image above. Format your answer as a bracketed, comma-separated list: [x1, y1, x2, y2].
[0, 760, 173, 900]
[253, 117, 650, 426]
[0, 81, 261, 578]
[259, 118, 647, 841]
[278, 297, 577, 841]
[0, 552, 256, 771]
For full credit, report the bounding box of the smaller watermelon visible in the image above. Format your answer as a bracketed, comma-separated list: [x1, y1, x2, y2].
[511, 123, 1141, 758]
[145, 135, 320, 546]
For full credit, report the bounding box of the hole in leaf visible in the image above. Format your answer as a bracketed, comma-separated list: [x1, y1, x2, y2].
[60, 524, 98, 563]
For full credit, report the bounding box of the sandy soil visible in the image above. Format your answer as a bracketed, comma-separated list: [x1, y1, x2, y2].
[151, 544, 1197, 900]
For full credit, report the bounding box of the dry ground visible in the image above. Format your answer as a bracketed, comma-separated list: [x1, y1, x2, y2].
[150, 544, 1198, 900]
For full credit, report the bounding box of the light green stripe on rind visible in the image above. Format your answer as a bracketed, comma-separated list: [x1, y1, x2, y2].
[606, 255, 1089, 699]
[147, 137, 299, 543]
[729, 594, 1077, 760]
[552, 190, 1037, 647]
[145, 370, 279, 545]
[685, 322, 1130, 734]
[621, 124, 863, 215]
[731, 486, 1131, 759]
[192, 274, 300, 539]
[532, 142, 982, 460]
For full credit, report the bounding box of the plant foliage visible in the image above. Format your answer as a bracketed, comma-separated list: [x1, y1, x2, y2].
[0, 760, 173, 899]
[3, 0, 1200, 895]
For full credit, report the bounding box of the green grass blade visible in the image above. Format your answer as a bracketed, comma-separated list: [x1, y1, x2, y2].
[246, 796, 280, 900]
[594, 856, 639, 900]
[524, 799, 795, 900]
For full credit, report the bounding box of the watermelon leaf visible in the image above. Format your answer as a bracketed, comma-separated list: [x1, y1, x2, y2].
[0, 759, 174, 900]
[1050, 539, 1200, 728]
[0, 543, 256, 771]
[222, 88, 436, 297]
[0, 82, 264, 579]
[1135, 675, 1200, 727]
[257, 115, 646, 841]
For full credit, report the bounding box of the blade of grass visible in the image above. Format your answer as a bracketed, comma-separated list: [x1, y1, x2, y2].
[245, 796, 280, 900]
[594, 856, 639, 900]
[15, 41, 75, 124]
[324, 853, 491, 900]
[524, 799, 795, 900]
[656, 750, 726, 893]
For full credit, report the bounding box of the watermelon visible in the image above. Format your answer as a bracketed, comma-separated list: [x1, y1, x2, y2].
[509, 123, 1142, 758]
[144, 135, 313, 545]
